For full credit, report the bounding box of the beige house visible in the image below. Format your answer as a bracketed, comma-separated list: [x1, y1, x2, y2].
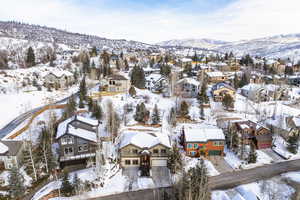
[43, 70, 74, 89]
[119, 131, 171, 176]
[106, 74, 130, 93]
[211, 82, 236, 102]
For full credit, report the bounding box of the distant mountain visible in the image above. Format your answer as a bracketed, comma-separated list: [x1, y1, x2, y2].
[215, 34, 300, 61]
[156, 38, 228, 49]
[0, 21, 152, 50]
[157, 34, 300, 62]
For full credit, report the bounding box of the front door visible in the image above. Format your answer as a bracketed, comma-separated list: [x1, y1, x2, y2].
[140, 154, 150, 176]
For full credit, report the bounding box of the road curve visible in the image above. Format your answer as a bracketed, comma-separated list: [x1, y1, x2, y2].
[89, 159, 300, 200]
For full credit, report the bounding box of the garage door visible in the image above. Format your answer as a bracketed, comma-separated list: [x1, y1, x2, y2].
[208, 150, 222, 156]
[152, 159, 167, 166]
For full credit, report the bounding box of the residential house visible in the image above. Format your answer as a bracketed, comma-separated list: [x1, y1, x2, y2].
[145, 73, 169, 93]
[211, 82, 236, 102]
[266, 115, 300, 140]
[0, 141, 24, 170]
[56, 115, 100, 167]
[230, 120, 272, 149]
[43, 70, 74, 89]
[182, 127, 225, 157]
[119, 131, 171, 176]
[175, 78, 200, 98]
[105, 74, 130, 93]
[205, 71, 228, 84]
[241, 84, 269, 102]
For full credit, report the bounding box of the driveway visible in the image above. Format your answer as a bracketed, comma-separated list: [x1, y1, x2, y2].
[208, 156, 234, 173]
[151, 167, 172, 187]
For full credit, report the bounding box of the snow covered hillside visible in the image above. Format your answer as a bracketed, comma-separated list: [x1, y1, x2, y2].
[157, 34, 300, 62]
[0, 21, 152, 50]
[156, 38, 228, 49]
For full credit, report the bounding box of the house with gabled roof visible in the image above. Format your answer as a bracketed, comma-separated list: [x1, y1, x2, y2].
[119, 130, 171, 176]
[175, 77, 200, 98]
[182, 127, 225, 157]
[0, 140, 24, 170]
[211, 82, 236, 102]
[56, 115, 100, 167]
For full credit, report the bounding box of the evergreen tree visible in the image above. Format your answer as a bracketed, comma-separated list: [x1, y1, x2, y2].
[248, 143, 257, 163]
[90, 46, 97, 57]
[63, 94, 77, 119]
[183, 63, 192, 77]
[285, 66, 293, 76]
[61, 172, 74, 197]
[222, 94, 234, 110]
[72, 173, 81, 195]
[92, 102, 103, 120]
[124, 59, 129, 71]
[134, 103, 149, 123]
[8, 166, 25, 199]
[200, 103, 205, 119]
[198, 83, 209, 104]
[160, 64, 171, 77]
[167, 144, 182, 174]
[287, 132, 299, 154]
[168, 107, 177, 127]
[26, 46, 35, 67]
[79, 76, 87, 108]
[130, 65, 145, 89]
[233, 73, 239, 89]
[151, 104, 160, 125]
[180, 101, 189, 118]
[129, 86, 137, 97]
[239, 73, 249, 88]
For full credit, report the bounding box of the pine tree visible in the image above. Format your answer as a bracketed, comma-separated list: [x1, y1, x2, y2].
[168, 107, 177, 127]
[90, 46, 97, 57]
[129, 86, 137, 97]
[287, 132, 299, 154]
[239, 73, 249, 88]
[134, 103, 149, 123]
[180, 101, 189, 118]
[151, 104, 160, 125]
[63, 94, 77, 119]
[160, 64, 171, 77]
[248, 143, 257, 163]
[200, 103, 205, 119]
[198, 83, 209, 104]
[222, 94, 234, 110]
[26, 46, 35, 67]
[233, 73, 239, 89]
[8, 166, 25, 199]
[130, 65, 145, 89]
[72, 173, 81, 195]
[167, 144, 182, 174]
[61, 172, 74, 197]
[92, 102, 103, 120]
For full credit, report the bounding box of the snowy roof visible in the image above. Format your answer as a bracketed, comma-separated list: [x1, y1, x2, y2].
[181, 58, 192, 62]
[120, 131, 171, 149]
[56, 116, 98, 142]
[177, 78, 200, 86]
[206, 71, 224, 77]
[0, 142, 9, 154]
[146, 73, 163, 82]
[292, 117, 300, 127]
[184, 128, 225, 142]
[211, 82, 235, 91]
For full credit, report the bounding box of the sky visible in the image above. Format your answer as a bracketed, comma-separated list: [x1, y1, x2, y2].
[0, 0, 299, 43]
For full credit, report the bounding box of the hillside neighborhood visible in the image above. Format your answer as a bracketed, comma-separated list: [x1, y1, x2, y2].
[0, 27, 300, 200]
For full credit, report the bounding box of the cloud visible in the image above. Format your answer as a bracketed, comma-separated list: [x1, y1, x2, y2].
[0, 0, 299, 43]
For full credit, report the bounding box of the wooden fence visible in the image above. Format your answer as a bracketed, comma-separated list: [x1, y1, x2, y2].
[8, 104, 66, 139]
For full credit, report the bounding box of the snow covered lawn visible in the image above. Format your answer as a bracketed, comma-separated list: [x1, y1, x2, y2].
[224, 148, 273, 170]
[184, 157, 220, 176]
[282, 171, 300, 183]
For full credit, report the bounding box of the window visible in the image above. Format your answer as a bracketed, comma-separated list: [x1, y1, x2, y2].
[61, 136, 73, 145]
[78, 145, 88, 152]
[187, 143, 193, 148]
[161, 149, 167, 154]
[132, 149, 138, 154]
[153, 149, 159, 154]
[132, 160, 139, 165]
[213, 141, 224, 146]
[125, 160, 131, 165]
[190, 151, 196, 156]
[194, 144, 198, 149]
[64, 147, 73, 155]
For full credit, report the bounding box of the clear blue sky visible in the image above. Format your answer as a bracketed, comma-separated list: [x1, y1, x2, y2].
[0, 0, 299, 43]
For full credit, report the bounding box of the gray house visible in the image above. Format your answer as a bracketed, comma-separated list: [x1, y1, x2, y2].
[56, 115, 100, 167]
[175, 78, 200, 98]
[0, 140, 24, 170]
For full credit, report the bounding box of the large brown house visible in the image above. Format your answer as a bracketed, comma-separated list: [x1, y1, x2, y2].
[230, 120, 272, 149]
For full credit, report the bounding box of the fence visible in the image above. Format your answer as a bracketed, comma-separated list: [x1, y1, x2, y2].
[8, 104, 66, 139]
